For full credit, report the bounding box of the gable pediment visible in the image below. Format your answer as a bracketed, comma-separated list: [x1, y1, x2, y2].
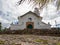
[18, 11, 42, 19]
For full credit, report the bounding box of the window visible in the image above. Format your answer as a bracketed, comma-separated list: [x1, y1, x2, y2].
[38, 22, 39, 25]
[28, 18, 32, 21]
[17, 22, 18, 24]
[22, 22, 24, 24]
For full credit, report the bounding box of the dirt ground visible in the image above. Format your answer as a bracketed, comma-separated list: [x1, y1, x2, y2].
[0, 34, 60, 45]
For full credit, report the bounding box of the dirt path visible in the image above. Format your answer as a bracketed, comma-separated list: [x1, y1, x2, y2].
[0, 34, 60, 45]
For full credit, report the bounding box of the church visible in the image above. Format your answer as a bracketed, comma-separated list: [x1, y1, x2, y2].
[10, 8, 51, 30]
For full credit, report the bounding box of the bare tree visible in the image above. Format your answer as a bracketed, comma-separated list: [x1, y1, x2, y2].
[17, 0, 60, 10]
[0, 22, 1, 31]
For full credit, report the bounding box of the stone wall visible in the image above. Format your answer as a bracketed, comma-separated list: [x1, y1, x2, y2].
[0, 29, 60, 36]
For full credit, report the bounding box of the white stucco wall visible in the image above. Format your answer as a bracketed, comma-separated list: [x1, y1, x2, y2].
[10, 13, 51, 30]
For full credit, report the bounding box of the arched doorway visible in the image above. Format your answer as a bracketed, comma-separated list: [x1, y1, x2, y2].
[26, 22, 34, 29]
[27, 24, 33, 29]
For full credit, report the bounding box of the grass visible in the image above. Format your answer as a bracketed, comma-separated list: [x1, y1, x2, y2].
[0, 40, 5, 44]
[34, 39, 48, 44]
[57, 42, 60, 45]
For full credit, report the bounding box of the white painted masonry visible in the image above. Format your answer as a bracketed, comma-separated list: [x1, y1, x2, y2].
[10, 11, 51, 30]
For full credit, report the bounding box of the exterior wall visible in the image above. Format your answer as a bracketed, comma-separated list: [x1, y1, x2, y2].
[34, 21, 51, 29]
[10, 25, 24, 30]
[10, 13, 51, 30]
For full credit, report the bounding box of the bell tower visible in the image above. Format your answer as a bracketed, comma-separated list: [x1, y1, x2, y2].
[34, 7, 40, 16]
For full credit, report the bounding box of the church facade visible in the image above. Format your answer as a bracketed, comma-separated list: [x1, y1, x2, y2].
[10, 11, 51, 30]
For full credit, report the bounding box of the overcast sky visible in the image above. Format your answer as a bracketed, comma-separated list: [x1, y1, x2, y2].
[0, 0, 60, 28]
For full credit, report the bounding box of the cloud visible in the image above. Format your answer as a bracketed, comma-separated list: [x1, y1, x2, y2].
[0, 0, 32, 28]
[0, 0, 60, 28]
[41, 3, 60, 20]
[41, 3, 60, 27]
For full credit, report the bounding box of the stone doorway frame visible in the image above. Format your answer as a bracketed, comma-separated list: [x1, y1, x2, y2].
[26, 22, 34, 29]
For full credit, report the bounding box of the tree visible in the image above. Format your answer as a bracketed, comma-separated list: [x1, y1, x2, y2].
[17, 0, 60, 10]
[0, 22, 1, 31]
[56, 0, 60, 10]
